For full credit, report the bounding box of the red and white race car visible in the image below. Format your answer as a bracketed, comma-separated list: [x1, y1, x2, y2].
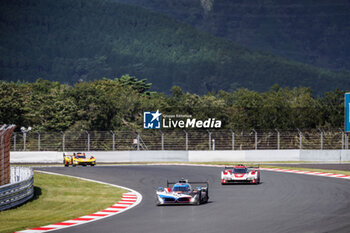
[221, 165, 260, 185]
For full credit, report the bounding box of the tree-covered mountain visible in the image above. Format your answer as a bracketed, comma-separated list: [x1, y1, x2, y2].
[112, 0, 350, 71]
[1, 0, 349, 94]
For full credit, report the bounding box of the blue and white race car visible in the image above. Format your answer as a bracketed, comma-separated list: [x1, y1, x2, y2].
[156, 179, 209, 205]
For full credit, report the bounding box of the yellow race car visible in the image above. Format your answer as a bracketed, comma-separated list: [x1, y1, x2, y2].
[63, 152, 96, 167]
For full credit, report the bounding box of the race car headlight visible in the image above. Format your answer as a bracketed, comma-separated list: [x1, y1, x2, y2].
[190, 194, 198, 203]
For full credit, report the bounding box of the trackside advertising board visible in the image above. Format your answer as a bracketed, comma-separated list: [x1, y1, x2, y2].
[346, 93, 350, 132]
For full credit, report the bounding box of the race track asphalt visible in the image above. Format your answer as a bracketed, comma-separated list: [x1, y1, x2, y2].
[36, 165, 350, 233]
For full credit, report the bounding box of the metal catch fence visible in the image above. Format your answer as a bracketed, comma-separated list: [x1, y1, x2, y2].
[10, 129, 350, 151]
[1, 125, 16, 186]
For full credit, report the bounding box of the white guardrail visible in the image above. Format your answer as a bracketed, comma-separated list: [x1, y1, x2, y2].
[0, 167, 34, 211]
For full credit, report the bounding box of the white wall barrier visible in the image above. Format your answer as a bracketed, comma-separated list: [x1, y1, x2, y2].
[130, 151, 188, 162]
[10, 150, 350, 163]
[299, 150, 350, 162]
[188, 151, 245, 162]
[245, 150, 301, 161]
[11, 152, 63, 163]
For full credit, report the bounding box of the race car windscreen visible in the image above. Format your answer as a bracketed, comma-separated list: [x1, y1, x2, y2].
[173, 185, 191, 192]
[76, 155, 86, 158]
[233, 168, 248, 173]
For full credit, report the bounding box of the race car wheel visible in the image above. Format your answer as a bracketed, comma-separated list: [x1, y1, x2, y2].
[73, 164, 76, 167]
[203, 194, 209, 203]
[64, 163, 68, 167]
[257, 175, 261, 184]
[196, 192, 202, 205]
[91, 164, 95, 166]
[155, 196, 162, 206]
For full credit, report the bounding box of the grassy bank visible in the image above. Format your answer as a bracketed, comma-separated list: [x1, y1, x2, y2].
[0, 172, 126, 233]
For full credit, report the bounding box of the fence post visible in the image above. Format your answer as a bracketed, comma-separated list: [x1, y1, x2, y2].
[297, 128, 302, 150]
[86, 131, 90, 151]
[252, 129, 257, 150]
[345, 133, 347, 150]
[37, 132, 40, 151]
[231, 130, 235, 150]
[339, 128, 344, 149]
[160, 130, 164, 150]
[23, 132, 26, 151]
[212, 139, 215, 151]
[318, 128, 323, 150]
[61, 131, 65, 152]
[110, 130, 115, 151]
[184, 130, 188, 151]
[20, 127, 32, 151]
[13, 133, 16, 151]
[207, 130, 211, 150]
[275, 129, 280, 150]
[137, 133, 140, 151]
[0, 125, 7, 185]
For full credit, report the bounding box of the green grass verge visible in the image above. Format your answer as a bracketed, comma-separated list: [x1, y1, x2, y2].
[0, 172, 127, 233]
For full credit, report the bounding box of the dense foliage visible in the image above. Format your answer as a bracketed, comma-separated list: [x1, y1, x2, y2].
[0, 79, 345, 131]
[113, 0, 350, 71]
[1, 0, 350, 95]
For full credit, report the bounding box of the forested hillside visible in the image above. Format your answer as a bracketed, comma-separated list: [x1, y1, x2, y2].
[0, 79, 345, 131]
[113, 0, 350, 71]
[1, 0, 349, 94]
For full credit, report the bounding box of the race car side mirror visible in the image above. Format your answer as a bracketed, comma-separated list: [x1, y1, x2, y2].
[157, 187, 164, 192]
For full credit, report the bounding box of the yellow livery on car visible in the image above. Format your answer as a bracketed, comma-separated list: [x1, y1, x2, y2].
[63, 152, 96, 167]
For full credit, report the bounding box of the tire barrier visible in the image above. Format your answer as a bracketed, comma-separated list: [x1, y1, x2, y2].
[0, 167, 34, 211]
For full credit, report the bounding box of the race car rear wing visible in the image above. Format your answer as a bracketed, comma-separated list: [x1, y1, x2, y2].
[224, 165, 260, 170]
[63, 153, 73, 157]
[166, 180, 209, 188]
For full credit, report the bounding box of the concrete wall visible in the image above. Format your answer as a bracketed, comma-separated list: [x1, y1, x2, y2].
[10, 150, 350, 163]
[188, 151, 245, 162]
[130, 151, 188, 162]
[245, 150, 300, 161]
[299, 150, 350, 162]
[11, 152, 63, 163]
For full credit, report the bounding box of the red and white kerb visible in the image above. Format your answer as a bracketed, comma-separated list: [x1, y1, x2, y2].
[261, 167, 350, 180]
[15, 192, 140, 233]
